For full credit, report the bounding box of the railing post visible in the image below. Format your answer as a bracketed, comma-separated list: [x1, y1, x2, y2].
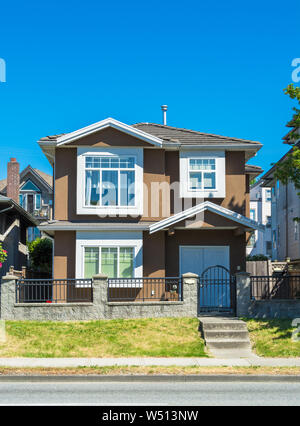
[92, 274, 108, 318]
[182, 273, 198, 317]
[1, 274, 18, 319]
[235, 271, 251, 317]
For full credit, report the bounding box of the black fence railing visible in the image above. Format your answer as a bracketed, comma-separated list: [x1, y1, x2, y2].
[251, 275, 300, 300]
[16, 279, 93, 303]
[107, 277, 182, 302]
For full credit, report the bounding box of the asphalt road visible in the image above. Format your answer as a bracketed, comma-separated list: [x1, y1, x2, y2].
[0, 380, 300, 405]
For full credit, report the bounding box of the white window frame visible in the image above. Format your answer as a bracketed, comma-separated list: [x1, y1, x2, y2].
[188, 158, 217, 191]
[83, 246, 135, 278]
[77, 147, 143, 216]
[180, 150, 226, 198]
[84, 155, 136, 208]
[75, 231, 143, 282]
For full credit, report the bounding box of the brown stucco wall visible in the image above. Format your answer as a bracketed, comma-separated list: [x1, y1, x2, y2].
[54, 132, 248, 222]
[143, 231, 165, 277]
[142, 229, 246, 278]
[53, 231, 76, 279]
[165, 229, 246, 276]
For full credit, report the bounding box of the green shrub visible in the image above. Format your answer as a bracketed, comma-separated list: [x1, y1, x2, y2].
[246, 254, 269, 261]
[27, 238, 53, 276]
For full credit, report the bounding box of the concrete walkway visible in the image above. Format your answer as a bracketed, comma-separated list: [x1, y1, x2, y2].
[1, 357, 300, 368]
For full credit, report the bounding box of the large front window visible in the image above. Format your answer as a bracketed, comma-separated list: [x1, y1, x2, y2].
[84, 156, 135, 207]
[84, 246, 134, 278]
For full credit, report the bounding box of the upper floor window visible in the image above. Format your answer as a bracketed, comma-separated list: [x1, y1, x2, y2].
[188, 159, 216, 191]
[250, 208, 256, 221]
[265, 189, 272, 201]
[180, 150, 225, 198]
[77, 147, 143, 216]
[85, 156, 135, 207]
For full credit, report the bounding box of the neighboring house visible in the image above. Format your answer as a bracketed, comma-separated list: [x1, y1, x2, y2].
[246, 179, 272, 258]
[0, 159, 53, 241]
[0, 195, 38, 278]
[261, 117, 300, 261]
[38, 117, 264, 280]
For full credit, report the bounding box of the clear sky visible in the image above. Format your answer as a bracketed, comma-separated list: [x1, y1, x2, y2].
[0, 0, 299, 179]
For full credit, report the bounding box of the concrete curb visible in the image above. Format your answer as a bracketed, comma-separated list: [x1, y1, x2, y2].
[0, 375, 300, 383]
[1, 357, 300, 368]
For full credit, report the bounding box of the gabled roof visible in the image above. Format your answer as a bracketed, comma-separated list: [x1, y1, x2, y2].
[40, 118, 164, 148]
[38, 118, 262, 164]
[0, 166, 52, 194]
[149, 201, 265, 234]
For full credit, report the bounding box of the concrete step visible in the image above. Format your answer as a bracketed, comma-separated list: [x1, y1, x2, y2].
[205, 339, 251, 350]
[201, 321, 247, 331]
[204, 330, 250, 340]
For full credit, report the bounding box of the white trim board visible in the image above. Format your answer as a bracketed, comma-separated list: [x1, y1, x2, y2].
[149, 201, 265, 234]
[56, 118, 164, 147]
[75, 231, 143, 279]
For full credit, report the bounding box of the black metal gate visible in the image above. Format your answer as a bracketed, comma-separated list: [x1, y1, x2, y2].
[198, 265, 236, 314]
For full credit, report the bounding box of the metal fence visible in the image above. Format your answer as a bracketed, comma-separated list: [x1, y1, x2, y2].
[16, 279, 93, 303]
[251, 275, 300, 300]
[107, 277, 182, 302]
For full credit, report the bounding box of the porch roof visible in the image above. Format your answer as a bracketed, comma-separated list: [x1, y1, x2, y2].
[149, 201, 265, 234]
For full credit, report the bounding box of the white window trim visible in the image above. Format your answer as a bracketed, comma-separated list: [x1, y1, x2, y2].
[180, 150, 225, 198]
[75, 231, 143, 281]
[188, 158, 217, 192]
[83, 246, 135, 279]
[77, 147, 143, 216]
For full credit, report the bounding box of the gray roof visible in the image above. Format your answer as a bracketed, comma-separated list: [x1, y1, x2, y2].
[39, 123, 261, 147]
[0, 166, 52, 193]
[0, 195, 38, 226]
[132, 123, 261, 146]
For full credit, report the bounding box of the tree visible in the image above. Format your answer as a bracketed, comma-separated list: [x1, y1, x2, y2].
[275, 84, 300, 192]
[27, 237, 53, 276]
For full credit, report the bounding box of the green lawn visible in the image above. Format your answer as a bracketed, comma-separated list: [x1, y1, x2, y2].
[0, 318, 207, 358]
[244, 319, 300, 357]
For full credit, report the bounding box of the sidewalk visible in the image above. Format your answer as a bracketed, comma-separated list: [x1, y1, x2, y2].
[1, 357, 300, 368]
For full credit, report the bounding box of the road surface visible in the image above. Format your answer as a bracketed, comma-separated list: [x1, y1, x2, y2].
[0, 379, 300, 405]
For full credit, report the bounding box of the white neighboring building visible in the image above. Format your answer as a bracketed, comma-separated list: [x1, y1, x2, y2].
[246, 180, 272, 258]
[260, 119, 300, 261]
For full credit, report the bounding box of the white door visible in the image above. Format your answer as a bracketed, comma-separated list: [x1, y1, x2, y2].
[180, 246, 230, 276]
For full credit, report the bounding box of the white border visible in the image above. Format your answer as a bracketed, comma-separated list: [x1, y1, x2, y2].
[56, 118, 164, 147]
[149, 201, 265, 234]
[77, 147, 143, 216]
[180, 150, 226, 198]
[75, 231, 143, 279]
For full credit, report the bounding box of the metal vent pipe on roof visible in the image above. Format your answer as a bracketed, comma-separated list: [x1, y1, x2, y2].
[161, 105, 168, 125]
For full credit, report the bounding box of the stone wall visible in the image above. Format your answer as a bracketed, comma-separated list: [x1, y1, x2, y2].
[0, 273, 198, 321]
[236, 272, 300, 319]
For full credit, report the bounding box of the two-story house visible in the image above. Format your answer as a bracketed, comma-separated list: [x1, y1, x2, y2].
[38, 117, 263, 280]
[0, 159, 53, 241]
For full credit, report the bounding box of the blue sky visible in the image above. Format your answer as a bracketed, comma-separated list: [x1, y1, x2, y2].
[0, 0, 299, 179]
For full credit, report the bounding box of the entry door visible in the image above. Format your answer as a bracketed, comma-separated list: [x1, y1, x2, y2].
[180, 246, 230, 276]
[180, 246, 231, 311]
